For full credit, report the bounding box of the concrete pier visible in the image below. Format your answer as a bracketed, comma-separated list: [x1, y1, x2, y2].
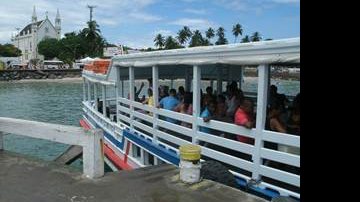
[0, 151, 267, 202]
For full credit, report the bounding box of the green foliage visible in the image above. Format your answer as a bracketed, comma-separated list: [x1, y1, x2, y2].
[36, 20, 106, 65]
[250, 32, 262, 42]
[151, 24, 267, 49]
[154, 34, 165, 49]
[176, 26, 192, 46]
[215, 27, 228, 45]
[0, 43, 21, 57]
[164, 36, 182, 49]
[241, 35, 250, 43]
[189, 30, 207, 47]
[232, 23, 243, 43]
[38, 38, 59, 59]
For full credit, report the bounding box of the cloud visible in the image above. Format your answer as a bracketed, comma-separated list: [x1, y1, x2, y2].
[184, 8, 207, 15]
[271, 0, 299, 3]
[153, 29, 174, 36]
[129, 12, 162, 22]
[0, 0, 160, 43]
[171, 18, 217, 30]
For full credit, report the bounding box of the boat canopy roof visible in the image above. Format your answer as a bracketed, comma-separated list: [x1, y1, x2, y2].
[112, 38, 300, 68]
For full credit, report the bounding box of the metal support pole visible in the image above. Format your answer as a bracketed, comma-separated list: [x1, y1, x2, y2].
[94, 83, 98, 110]
[192, 65, 201, 144]
[129, 66, 135, 130]
[252, 64, 269, 180]
[83, 78, 86, 101]
[152, 65, 159, 143]
[87, 80, 91, 103]
[102, 85, 106, 117]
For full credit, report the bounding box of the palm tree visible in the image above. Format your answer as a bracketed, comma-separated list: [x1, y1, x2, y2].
[250, 32, 262, 42]
[189, 30, 205, 47]
[205, 27, 215, 45]
[215, 27, 228, 45]
[83, 21, 101, 39]
[232, 23, 243, 43]
[81, 21, 103, 57]
[176, 26, 192, 46]
[154, 34, 165, 49]
[241, 35, 250, 43]
[164, 36, 181, 50]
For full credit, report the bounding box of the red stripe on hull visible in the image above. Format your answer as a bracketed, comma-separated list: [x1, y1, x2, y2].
[79, 119, 134, 171]
[104, 143, 133, 171]
[79, 119, 91, 130]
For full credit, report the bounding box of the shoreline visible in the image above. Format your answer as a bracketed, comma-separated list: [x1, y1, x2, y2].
[0, 77, 83, 83]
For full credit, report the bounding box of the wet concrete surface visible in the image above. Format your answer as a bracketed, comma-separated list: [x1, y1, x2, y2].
[0, 151, 267, 202]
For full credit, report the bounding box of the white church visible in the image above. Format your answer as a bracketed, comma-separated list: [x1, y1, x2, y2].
[11, 6, 61, 64]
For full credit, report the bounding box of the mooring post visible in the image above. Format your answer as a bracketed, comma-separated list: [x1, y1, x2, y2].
[0, 132, 4, 151]
[82, 129, 104, 179]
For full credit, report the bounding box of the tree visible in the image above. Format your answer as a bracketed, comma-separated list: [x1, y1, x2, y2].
[176, 26, 192, 46]
[205, 27, 215, 45]
[215, 27, 228, 45]
[81, 20, 105, 57]
[232, 23, 243, 43]
[0, 43, 21, 57]
[164, 36, 182, 50]
[250, 32, 262, 42]
[57, 33, 80, 66]
[38, 38, 60, 59]
[154, 34, 165, 49]
[241, 35, 250, 43]
[189, 30, 206, 47]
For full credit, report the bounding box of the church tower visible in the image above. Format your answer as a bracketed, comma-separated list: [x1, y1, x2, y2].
[32, 5, 37, 23]
[31, 5, 38, 60]
[55, 8, 61, 40]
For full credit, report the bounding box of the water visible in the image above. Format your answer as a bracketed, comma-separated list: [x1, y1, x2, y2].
[0, 79, 83, 165]
[0, 77, 299, 163]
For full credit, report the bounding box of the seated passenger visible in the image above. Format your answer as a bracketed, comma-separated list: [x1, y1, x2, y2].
[225, 85, 240, 119]
[234, 98, 255, 144]
[175, 92, 193, 128]
[267, 101, 287, 133]
[158, 89, 180, 124]
[202, 86, 216, 107]
[177, 86, 185, 102]
[214, 95, 232, 123]
[287, 93, 300, 136]
[200, 100, 216, 133]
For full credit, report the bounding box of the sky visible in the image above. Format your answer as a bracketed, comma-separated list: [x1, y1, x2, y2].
[0, 0, 300, 49]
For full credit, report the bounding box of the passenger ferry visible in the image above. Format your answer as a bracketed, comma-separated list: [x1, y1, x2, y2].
[80, 38, 300, 200]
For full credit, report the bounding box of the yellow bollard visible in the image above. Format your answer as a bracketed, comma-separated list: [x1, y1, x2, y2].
[179, 144, 201, 184]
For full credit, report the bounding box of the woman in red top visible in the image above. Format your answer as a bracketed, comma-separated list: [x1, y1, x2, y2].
[234, 99, 255, 145]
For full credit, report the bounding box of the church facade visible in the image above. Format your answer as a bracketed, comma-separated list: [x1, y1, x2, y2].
[11, 6, 61, 63]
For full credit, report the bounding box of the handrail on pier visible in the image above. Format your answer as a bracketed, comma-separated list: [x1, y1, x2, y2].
[0, 117, 104, 179]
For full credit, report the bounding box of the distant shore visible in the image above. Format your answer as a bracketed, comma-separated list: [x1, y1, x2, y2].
[0, 77, 83, 83]
[0, 69, 82, 81]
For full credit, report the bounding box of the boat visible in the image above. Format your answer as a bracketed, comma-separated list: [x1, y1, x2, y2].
[80, 38, 300, 200]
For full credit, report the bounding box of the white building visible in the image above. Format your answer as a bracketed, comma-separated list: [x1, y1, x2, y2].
[11, 6, 61, 63]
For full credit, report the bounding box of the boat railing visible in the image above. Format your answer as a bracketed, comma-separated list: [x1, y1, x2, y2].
[114, 96, 300, 198]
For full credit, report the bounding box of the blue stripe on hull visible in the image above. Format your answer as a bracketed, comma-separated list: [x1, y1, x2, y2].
[123, 130, 180, 165]
[85, 114, 125, 150]
[84, 114, 297, 200]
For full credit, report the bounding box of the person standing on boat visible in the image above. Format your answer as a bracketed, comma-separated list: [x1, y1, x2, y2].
[158, 89, 180, 123]
[234, 98, 255, 145]
[142, 88, 154, 115]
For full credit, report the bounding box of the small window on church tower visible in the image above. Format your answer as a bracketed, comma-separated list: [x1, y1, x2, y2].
[45, 27, 49, 33]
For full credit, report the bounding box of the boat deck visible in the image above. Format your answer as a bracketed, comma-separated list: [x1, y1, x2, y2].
[0, 151, 267, 202]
